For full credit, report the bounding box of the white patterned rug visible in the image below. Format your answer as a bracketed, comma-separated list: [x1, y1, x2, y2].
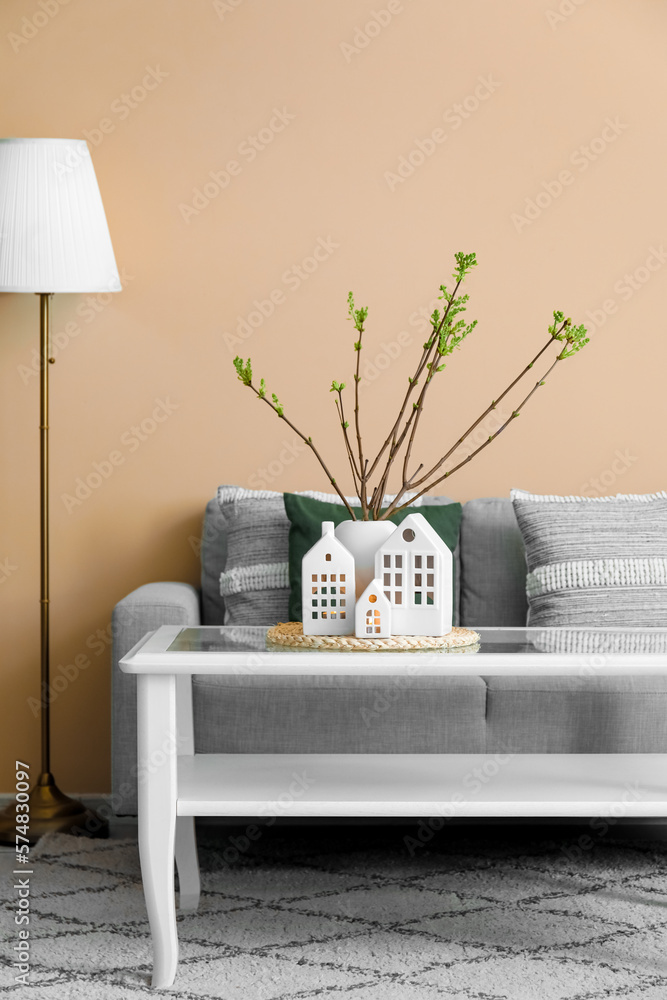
[2, 825, 667, 998]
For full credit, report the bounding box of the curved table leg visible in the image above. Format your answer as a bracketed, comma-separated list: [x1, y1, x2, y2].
[175, 816, 200, 911]
[138, 674, 178, 988]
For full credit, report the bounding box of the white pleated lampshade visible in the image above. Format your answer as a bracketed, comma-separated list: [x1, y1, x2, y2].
[0, 138, 121, 294]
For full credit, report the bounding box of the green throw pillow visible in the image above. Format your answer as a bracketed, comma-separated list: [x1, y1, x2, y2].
[284, 493, 462, 622]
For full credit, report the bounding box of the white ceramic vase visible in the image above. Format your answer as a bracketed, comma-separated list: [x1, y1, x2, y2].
[334, 519, 395, 599]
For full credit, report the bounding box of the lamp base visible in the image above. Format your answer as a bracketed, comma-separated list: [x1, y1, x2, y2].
[0, 772, 109, 846]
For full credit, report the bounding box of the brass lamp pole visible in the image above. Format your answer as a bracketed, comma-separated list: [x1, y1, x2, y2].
[0, 138, 122, 844]
[0, 294, 108, 842]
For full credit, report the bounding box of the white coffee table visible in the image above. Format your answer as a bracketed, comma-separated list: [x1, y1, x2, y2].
[120, 624, 667, 988]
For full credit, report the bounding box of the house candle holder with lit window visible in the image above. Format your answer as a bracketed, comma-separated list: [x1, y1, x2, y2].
[301, 513, 453, 638]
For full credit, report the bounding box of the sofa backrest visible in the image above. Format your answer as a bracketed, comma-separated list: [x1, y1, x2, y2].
[459, 498, 528, 626]
[201, 498, 228, 626]
[200, 495, 527, 628]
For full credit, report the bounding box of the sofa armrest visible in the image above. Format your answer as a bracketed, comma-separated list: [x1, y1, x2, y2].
[111, 582, 201, 816]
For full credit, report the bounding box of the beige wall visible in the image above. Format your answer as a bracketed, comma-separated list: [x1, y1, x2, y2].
[1, 0, 666, 792]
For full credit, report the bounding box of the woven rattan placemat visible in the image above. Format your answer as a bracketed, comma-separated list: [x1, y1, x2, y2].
[266, 621, 480, 651]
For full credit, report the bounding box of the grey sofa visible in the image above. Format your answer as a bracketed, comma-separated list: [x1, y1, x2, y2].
[111, 496, 667, 815]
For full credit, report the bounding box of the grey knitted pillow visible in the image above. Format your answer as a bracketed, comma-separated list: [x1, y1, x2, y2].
[511, 489, 667, 626]
[217, 486, 339, 626]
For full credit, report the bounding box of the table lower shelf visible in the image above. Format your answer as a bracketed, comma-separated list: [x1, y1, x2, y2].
[176, 753, 667, 818]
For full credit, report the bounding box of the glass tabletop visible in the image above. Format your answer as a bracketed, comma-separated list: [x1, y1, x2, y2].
[167, 626, 667, 657]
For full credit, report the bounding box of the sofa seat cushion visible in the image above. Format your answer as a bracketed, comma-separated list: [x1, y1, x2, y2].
[192, 674, 487, 754]
[485, 675, 667, 753]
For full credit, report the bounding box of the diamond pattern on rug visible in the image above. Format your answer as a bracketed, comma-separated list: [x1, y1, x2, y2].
[0, 826, 665, 998]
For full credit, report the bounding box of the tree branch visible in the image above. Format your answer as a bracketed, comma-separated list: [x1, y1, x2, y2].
[350, 303, 369, 518]
[248, 382, 357, 520]
[378, 282, 476, 518]
[385, 355, 563, 516]
[334, 392, 361, 490]
[405, 327, 564, 495]
[365, 276, 465, 489]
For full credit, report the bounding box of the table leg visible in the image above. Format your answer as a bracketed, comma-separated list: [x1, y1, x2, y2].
[175, 816, 200, 910]
[137, 674, 178, 989]
[174, 674, 200, 911]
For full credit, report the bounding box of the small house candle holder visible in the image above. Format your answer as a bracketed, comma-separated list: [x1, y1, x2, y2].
[302, 513, 453, 638]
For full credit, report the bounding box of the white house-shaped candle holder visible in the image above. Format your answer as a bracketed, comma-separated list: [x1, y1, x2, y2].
[374, 512, 452, 636]
[302, 521, 355, 635]
[300, 512, 452, 638]
[355, 579, 392, 638]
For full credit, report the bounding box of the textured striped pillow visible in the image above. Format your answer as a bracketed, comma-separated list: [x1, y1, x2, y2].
[217, 486, 360, 626]
[511, 489, 667, 626]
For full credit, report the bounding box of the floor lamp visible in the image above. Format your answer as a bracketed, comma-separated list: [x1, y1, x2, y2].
[0, 138, 121, 842]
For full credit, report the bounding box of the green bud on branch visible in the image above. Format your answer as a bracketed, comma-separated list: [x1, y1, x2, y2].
[271, 393, 284, 417]
[233, 356, 253, 386]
